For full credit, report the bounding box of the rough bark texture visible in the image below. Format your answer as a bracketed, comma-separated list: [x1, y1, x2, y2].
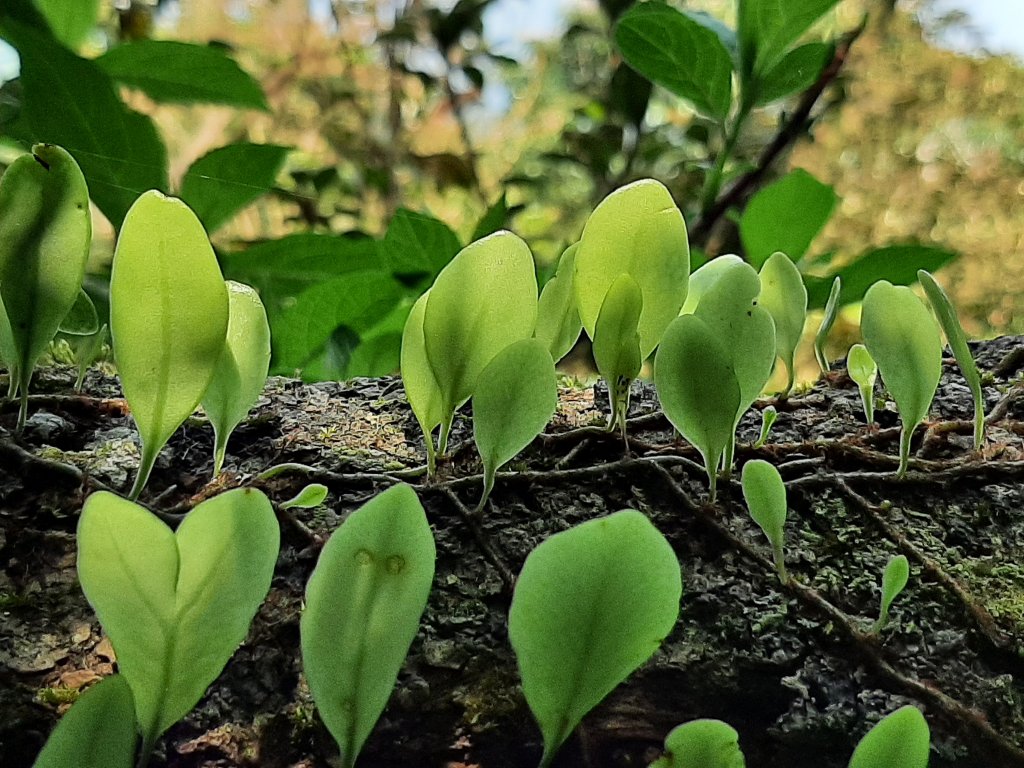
[3, 337, 1024, 768]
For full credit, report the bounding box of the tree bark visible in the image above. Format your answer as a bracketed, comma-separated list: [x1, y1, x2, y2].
[3, 336, 1024, 768]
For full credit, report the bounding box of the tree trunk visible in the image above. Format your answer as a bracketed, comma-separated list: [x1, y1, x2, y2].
[3, 336, 1024, 768]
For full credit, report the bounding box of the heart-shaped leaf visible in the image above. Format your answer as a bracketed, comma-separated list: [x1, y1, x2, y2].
[473, 338, 557, 511]
[655, 314, 741, 500]
[848, 706, 929, 768]
[423, 231, 538, 451]
[401, 290, 445, 473]
[111, 190, 229, 499]
[679, 255, 744, 315]
[847, 343, 877, 424]
[535, 243, 583, 363]
[509, 509, 681, 767]
[77, 488, 279, 760]
[575, 179, 689, 360]
[650, 719, 746, 768]
[33, 675, 137, 768]
[301, 483, 435, 768]
[202, 280, 271, 476]
[592, 273, 643, 437]
[0, 144, 91, 429]
[814, 275, 841, 372]
[918, 269, 984, 449]
[873, 554, 910, 633]
[741, 460, 788, 583]
[861, 280, 942, 477]
[758, 252, 807, 396]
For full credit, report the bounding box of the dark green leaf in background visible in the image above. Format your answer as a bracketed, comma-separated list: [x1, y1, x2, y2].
[382, 208, 462, 280]
[738, 0, 840, 77]
[739, 168, 836, 268]
[471, 192, 513, 241]
[96, 40, 268, 109]
[753, 42, 831, 106]
[33, 0, 100, 49]
[180, 143, 289, 233]
[615, 3, 734, 121]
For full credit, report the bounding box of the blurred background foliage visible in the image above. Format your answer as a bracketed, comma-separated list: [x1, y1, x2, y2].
[1, 0, 1023, 382]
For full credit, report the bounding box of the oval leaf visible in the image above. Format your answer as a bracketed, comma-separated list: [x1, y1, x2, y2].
[847, 343, 877, 424]
[111, 190, 229, 499]
[741, 459, 788, 582]
[680, 254, 744, 315]
[202, 281, 271, 476]
[301, 483, 436, 768]
[876, 553, 910, 632]
[848, 706, 930, 768]
[0, 144, 91, 426]
[758, 252, 807, 396]
[473, 338, 557, 510]
[281, 483, 329, 510]
[575, 179, 690, 359]
[509, 509, 681, 767]
[535, 243, 583, 363]
[77, 488, 280, 757]
[401, 291, 445, 472]
[651, 719, 746, 768]
[593, 273, 644, 432]
[32, 675, 137, 768]
[739, 170, 836, 268]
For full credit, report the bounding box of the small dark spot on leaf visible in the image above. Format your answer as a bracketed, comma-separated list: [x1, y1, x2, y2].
[32, 154, 50, 171]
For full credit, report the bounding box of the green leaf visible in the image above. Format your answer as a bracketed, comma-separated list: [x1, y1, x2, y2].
[0, 21, 168, 228]
[740, 459, 788, 583]
[96, 40, 268, 109]
[472, 338, 557, 510]
[0, 145, 91, 428]
[694, 261, 776, 472]
[814, 275, 841, 372]
[680, 255, 744, 315]
[301, 483, 435, 768]
[59, 287, 99, 336]
[861, 281, 942, 477]
[738, 0, 840, 77]
[615, 3, 733, 120]
[753, 42, 831, 106]
[77, 488, 279, 760]
[32, 675, 137, 768]
[281, 483, 329, 510]
[179, 143, 288, 233]
[202, 281, 271, 476]
[534, 243, 583, 363]
[0, 290, 19, 394]
[401, 291, 445, 475]
[847, 343, 877, 424]
[270, 270, 403, 379]
[71, 322, 107, 392]
[650, 719, 746, 768]
[739, 169, 836, 268]
[753, 405, 777, 448]
[805, 245, 958, 309]
[508, 509, 681, 768]
[848, 706, 930, 768]
[423, 231, 538, 447]
[874, 554, 910, 633]
[111, 190, 229, 499]
[655, 314, 741, 500]
[33, 0, 100, 49]
[381, 207, 462, 280]
[575, 179, 689, 359]
[758, 252, 807, 396]
[918, 270, 984, 450]
[592, 273, 643, 436]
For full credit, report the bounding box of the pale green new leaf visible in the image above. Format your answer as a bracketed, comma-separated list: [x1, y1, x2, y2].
[0, 290, 16, 395]
[202, 281, 271, 476]
[847, 343, 877, 424]
[301, 483, 435, 768]
[680, 255, 744, 315]
[59, 288, 99, 336]
[918, 269, 984, 449]
[861, 281, 942, 477]
[575, 179, 689, 359]
[0, 144, 91, 428]
[649, 719, 746, 768]
[740, 460, 788, 583]
[281, 483, 329, 510]
[111, 190, 229, 499]
[534, 243, 583, 363]
[424, 231, 538, 447]
[848, 706, 930, 768]
[72, 323, 107, 392]
[874, 554, 910, 633]
[473, 339, 557, 511]
[592, 274, 643, 437]
[814, 276, 841, 372]
[753, 405, 777, 448]
[401, 291, 444, 474]
[759, 252, 807, 396]
[32, 675, 137, 768]
[655, 314, 741, 500]
[77, 488, 279, 760]
[508, 510, 681, 768]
